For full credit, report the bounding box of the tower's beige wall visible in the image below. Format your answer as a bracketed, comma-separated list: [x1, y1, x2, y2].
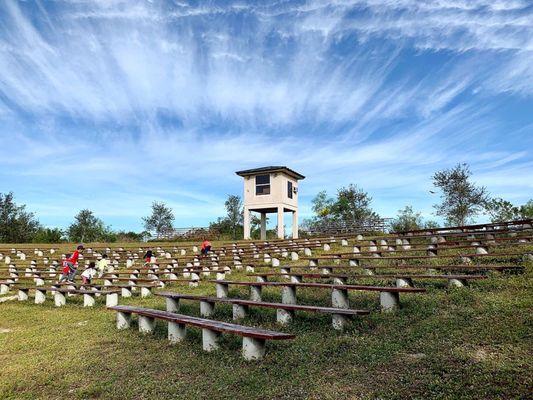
[243, 171, 298, 210]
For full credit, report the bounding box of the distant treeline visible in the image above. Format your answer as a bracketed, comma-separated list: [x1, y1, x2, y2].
[1, 163, 531, 243]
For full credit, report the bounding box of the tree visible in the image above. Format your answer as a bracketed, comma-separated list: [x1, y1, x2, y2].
[32, 227, 64, 243]
[432, 163, 489, 226]
[484, 198, 533, 222]
[225, 195, 243, 240]
[484, 198, 520, 222]
[311, 191, 335, 220]
[0, 192, 41, 243]
[391, 206, 423, 232]
[67, 209, 112, 242]
[518, 200, 533, 219]
[142, 201, 175, 238]
[331, 184, 380, 225]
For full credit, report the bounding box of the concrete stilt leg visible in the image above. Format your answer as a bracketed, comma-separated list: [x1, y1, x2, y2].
[232, 304, 248, 320]
[216, 283, 229, 298]
[34, 289, 46, 304]
[83, 293, 95, 307]
[242, 337, 266, 361]
[250, 285, 262, 302]
[18, 289, 29, 301]
[321, 267, 332, 275]
[121, 288, 132, 298]
[380, 291, 400, 312]
[55, 292, 66, 307]
[448, 278, 466, 288]
[35, 278, 45, 286]
[166, 297, 180, 312]
[140, 287, 152, 298]
[200, 301, 215, 317]
[332, 313, 349, 331]
[117, 311, 131, 329]
[272, 258, 280, 267]
[362, 268, 374, 275]
[332, 288, 349, 309]
[202, 329, 220, 352]
[281, 286, 297, 304]
[276, 308, 294, 325]
[106, 293, 119, 307]
[291, 252, 299, 261]
[349, 259, 359, 267]
[216, 272, 226, 281]
[256, 275, 267, 283]
[168, 322, 186, 343]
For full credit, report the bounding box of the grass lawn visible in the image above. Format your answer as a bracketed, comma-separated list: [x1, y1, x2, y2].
[0, 242, 532, 399]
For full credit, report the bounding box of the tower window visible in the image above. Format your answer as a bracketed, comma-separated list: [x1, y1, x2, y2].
[256, 174, 270, 195]
[288, 181, 293, 199]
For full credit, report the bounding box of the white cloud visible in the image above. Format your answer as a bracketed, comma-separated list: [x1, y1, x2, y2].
[0, 0, 531, 229]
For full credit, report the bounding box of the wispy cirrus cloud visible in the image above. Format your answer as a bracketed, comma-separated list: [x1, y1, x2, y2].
[0, 0, 531, 230]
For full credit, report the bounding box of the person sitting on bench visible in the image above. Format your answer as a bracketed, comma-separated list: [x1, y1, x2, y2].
[97, 254, 110, 277]
[201, 239, 212, 257]
[143, 249, 154, 263]
[81, 261, 97, 285]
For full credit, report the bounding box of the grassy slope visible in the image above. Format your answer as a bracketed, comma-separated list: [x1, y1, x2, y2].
[0, 242, 532, 400]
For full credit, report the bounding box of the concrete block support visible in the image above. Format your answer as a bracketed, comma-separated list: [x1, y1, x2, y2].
[121, 287, 132, 298]
[200, 301, 215, 317]
[332, 288, 349, 309]
[380, 291, 400, 312]
[332, 314, 349, 331]
[139, 315, 155, 334]
[232, 304, 249, 320]
[216, 283, 229, 298]
[168, 322, 187, 343]
[396, 278, 413, 288]
[83, 293, 96, 307]
[276, 308, 294, 325]
[18, 288, 29, 301]
[250, 285, 262, 302]
[34, 289, 46, 304]
[116, 311, 132, 329]
[290, 275, 303, 283]
[166, 297, 180, 312]
[202, 329, 220, 352]
[281, 286, 297, 304]
[242, 337, 266, 361]
[54, 292, 66, 307]
[106, 293, 119, 307]
[140, 287, 152, 298]
[0, 283, 9, 295]
[448, 278, 466, 288]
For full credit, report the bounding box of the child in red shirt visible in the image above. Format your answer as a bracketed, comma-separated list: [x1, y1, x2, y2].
[59, 245, 84, 283]
[201, 239, 211, 257]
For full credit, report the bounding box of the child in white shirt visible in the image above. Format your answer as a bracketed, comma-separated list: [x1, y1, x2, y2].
[81, 261, 98, 285]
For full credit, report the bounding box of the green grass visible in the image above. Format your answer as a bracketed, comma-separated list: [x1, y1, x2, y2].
[0, 244, 532, 399]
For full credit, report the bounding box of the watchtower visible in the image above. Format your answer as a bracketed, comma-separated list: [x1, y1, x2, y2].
[236, 166, 305, 240]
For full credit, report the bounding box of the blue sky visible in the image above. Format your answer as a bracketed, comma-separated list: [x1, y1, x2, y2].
[0, 0, 532, 232]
